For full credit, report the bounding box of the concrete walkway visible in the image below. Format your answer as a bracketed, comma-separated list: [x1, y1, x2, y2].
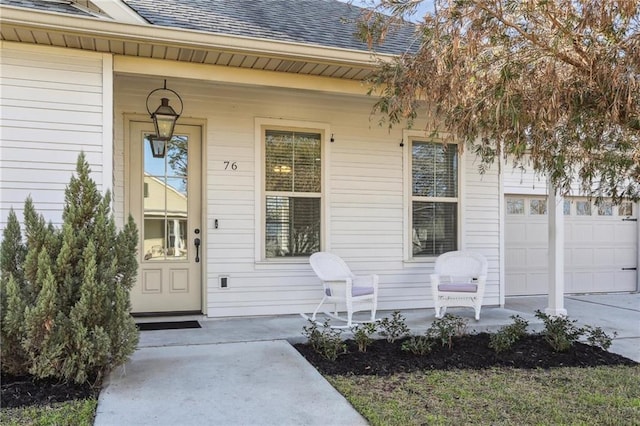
[95, 293, 639, 426]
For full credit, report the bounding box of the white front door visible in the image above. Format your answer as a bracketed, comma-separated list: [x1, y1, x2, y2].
[129, 121, 202, 313]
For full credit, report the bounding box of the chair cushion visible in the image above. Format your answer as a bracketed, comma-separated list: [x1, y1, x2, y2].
[352, 286, 375, 297]
[438, 283, 478, 293]
[326, 287, 375, 297]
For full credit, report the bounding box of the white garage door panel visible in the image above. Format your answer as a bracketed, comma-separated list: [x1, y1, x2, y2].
[506, 196, 637, 295]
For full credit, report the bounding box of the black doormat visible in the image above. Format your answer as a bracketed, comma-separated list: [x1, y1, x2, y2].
[136, 320, 201, 331]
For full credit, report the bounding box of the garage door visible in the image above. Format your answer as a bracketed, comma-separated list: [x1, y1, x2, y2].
[505, 196, 638, 295]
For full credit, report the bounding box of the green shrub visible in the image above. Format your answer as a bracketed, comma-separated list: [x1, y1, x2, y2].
[302, 319, 347, 361]
[426, 314, 468, 350]
[0, 153, 139, 383]
[351, 322, 378, 353]
[489, 315, 529, 353]
[378, 311, 410, 343]
[584, 326, 616, 350]
[401, 336, 434, 355]
[535, 310, 584, 352]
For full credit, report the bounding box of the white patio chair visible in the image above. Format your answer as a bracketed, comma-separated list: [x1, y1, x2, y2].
[430, 250, 488, 320]
[307, 252, 379, 328]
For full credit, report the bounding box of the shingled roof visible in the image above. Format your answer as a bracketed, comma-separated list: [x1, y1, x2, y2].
[3, 0, 416, 55]
[122, 0, 415, 55]
[2, 0, 93, 16]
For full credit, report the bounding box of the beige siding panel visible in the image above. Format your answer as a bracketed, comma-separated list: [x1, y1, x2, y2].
[0, 45, 108, 227]
[114, 76, 502, 317]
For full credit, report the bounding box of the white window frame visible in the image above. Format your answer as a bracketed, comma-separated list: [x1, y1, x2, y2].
[403, 130, 462, 262]
[254, 118, 330, 264]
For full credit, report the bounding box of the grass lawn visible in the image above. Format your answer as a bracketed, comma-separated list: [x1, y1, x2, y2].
[0, 399, 97, 426]
[328, 365, 640, 425]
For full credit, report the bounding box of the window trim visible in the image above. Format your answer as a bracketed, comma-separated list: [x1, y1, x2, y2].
[254, 118, 330, 263]
[403, 130, 463, 263]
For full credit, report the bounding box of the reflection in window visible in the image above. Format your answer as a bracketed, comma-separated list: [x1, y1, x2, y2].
[412, 202, 457, 256]
[597, 202, 613, 216]
[563, 200, 571, 215]
[411, 141, 458, 257]
[576, 201, 591, 216]
[619, 202, 633, 217]
[265, 196, 320, 257]
[142, 134, 189, 261]
[265, 130, 321, 258]
[530, 199, 547, 215]
[507, 198, 524, 215]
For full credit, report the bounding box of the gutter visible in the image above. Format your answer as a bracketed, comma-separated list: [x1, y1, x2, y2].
[0, 6, 394, 68]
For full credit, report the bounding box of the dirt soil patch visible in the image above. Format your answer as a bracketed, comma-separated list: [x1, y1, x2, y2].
[293, 333, 637, 376]
[1, 373, 101, 409]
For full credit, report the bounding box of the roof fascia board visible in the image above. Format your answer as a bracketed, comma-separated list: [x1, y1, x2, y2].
[114, 55, 369, 96]
[0, 6, 393, 67]
[88, 0, 147, 24]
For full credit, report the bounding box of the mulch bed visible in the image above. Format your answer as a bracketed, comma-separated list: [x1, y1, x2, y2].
[3, 333, 636, 409]
[293, 333, 638, 376]
[1, 373, 102, 409]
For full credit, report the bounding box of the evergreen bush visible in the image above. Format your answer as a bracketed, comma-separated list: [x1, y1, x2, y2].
[489, 315, 529, 353]
[0, 153, 139, 383]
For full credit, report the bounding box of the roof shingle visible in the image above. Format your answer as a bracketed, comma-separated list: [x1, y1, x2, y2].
[3, 0, 417, 55]
[123, 0, 416, 55]
[2, 0, 93, 16]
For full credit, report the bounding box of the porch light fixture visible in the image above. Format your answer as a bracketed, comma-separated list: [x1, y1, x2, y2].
[148, 135, 167, 159]
[146, 80, 183, 143]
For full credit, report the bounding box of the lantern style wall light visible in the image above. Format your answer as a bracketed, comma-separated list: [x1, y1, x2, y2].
[146, 80, 184, 157]
[148, 135, 167, 158]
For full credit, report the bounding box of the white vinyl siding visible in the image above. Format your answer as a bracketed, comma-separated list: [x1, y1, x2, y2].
[0, 42, 112, 227]
[114, 75, 502, 318]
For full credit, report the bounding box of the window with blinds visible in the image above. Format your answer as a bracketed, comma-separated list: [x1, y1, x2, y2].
[411, 141, 458, 257]
[265, 130, 321, 257]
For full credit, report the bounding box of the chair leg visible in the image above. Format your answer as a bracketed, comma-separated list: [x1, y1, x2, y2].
[311, 296, 326, 321]
[370, 299, 377, 322]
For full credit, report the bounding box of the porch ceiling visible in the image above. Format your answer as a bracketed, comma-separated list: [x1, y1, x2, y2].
[0, 5, 383, 82]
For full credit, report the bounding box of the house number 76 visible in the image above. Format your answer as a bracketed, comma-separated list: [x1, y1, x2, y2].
[224, 161, 238, 171]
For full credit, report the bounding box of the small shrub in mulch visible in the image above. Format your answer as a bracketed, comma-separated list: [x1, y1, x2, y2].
[293, 333, 637, 376]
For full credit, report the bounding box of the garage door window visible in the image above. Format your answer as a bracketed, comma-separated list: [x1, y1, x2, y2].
[530, 199, 547, 215]
[597, 202, 613, 216]
[507, 198, 524, 215]
[576, 201, 591, 216]
[620, 202, 633, 217]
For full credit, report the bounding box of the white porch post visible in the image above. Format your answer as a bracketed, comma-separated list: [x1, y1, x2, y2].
[545, 182, 567, 316]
